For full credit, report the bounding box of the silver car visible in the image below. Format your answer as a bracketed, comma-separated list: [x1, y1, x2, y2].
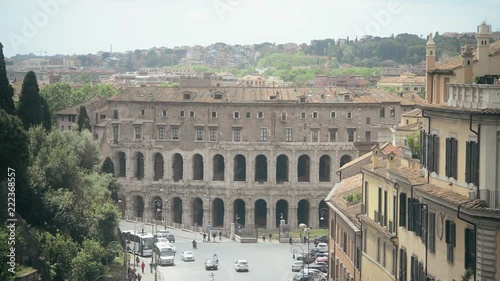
[292, 260, 304, 272]
[180, 251, 195, 261]
[234, 260, 249, 272]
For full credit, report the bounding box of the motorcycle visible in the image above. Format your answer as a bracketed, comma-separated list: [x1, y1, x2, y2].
[192, 240, 197, 249]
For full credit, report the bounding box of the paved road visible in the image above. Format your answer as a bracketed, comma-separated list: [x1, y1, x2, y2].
[120, 220, 306, 281]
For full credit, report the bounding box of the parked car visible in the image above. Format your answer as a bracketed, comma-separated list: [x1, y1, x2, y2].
[292, 274, 315, 281]
[315, 257, 328, 264]
[313, 236, 329, 244]
[180, 251, 195, 261]
[298, 269, 327, 281]
[315, 252, 328, 259]
[156, 230, 169, 238]
[309, 247, 321, 255]
[307, 264, 328, 274]
[234, 260, 249, 272]
[292, 260, 304, 272]
[316, 243, 328, 253]
[205, 258, 218, 270]
[155, 237, 169, 244]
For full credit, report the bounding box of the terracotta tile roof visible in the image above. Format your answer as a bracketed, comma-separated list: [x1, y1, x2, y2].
[330, 174, 363, 227]
[420, 104, 500, 115]
[396, 122, 421, 131]
[377, 75, 425, 84]
[402, 108, 422, 118]
[362, 155, 425, 184]
[337, 143, 401, 172]
[108, 87, 424, 105]
[415, 184, 480, 207]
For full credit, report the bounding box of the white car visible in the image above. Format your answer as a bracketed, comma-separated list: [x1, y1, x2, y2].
[316, 243, 328, 253]
[298, 269, 327, 281]
[180, 251, 195, 261]
[156, 238, 169, 244]
[234, 260, 249, 272]
[292, 260, 304, 272]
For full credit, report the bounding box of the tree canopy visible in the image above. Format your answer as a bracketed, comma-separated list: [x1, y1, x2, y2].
[0, 42, 15, 115]
[17, 71, 44, 130]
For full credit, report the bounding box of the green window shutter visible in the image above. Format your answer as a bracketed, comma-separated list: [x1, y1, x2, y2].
[400, 193, 407, 227]
[465, 141, 471, 183]
[445, 138, 451, 177]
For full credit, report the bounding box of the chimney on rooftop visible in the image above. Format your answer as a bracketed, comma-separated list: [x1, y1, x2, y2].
[387, 152, 397, 170]
[371, 145, 380, 169]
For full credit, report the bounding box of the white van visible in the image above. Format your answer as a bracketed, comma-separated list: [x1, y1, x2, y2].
[156, 229, 170, 238]
[154, 242, 175, 266]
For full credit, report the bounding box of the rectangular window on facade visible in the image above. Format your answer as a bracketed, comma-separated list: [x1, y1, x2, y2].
[376, 237, 381, 262]
[257, 112, 264, 119]
[113, 125, 119, 143]
[365, 131, 371, 141]
[140, 109, 145, 116]
[234, 111, 240, 119]
[312, 112, 318, 119]
[399, 193, 407, 227]
[245, 112, 251, 118]
[189, 111, 195, 118]
[445, 137, 458, 179]
[158, 127, 165, 139]
[399, 249, 407, 281]
[383, 190, 388, 227]
[464, 228, 476, 272]
[427, 134, 440, 174]
[445, 220, 456, 263]
[347, 129, 356, 142]
[162, 110, 167, 117]
[428, 211, 436, 254]
[330, 111, 336, 119]
[196, 128, 204, 141]
[380, 107, 385, 118]
[70, 115, 76, 122]
[179, 110, 185, 118]
[329, 129, 337, 142]
[281, 112, 287, 121]
[211, 111, 217, 118]
[465, 141, 479, 186]
[366, 117, 371, 125]
[285, 128, 293, 142]
[382, 241, 386, 267]
[171, 128, 179, 140]
[233, 128, 241, 142]
[346, 112, 352, 119]
[300, 112, 306, 119]
[209, 128, 218, 141]
[259, 128, 268, 142]
[390, 107, 395, 117]
[135, 127, 142, 139]
[113, 110, 118, 119]
[414, 199, 422, 237]
[100, 114, 106, 120]
[312, 130, 319, 142]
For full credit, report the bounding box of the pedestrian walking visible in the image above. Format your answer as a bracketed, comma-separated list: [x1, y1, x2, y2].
[219, 230, 222, 241]
[289, 236, 293, 245]
[203, 233, 207, 242]
[262, 234, 266, 242]
[212, 232, 216, 241]
[269, 232, 272, 242]
[141, 261, 145, 273]
[136, 256, 140, 267]
[303, 236, 306, 244]
[137, 273, 142, 281]
[149, 260, 153, 273]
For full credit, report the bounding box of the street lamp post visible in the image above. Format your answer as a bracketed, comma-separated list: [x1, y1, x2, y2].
[319, 208, 328, 222]
[290, 245, 306, 274]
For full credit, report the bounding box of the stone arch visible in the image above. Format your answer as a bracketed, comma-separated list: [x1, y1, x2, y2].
[133, 195, 144, 218]
[151, 196, 163, 221]
[135, 152, 144, 180]
[255, 154, 268, 182]
[340, 154, 353, 168]
[275, 199, 289, 227]
[254, 199, 267, 228]
[213, 154, 225, 181]
[192, 154, 204, 180]
[213, 198, 224, 227]
[117, 151, 126, 177]
[276, 154, 289, 183]
[153, 153, 164, 181]
[297, 199, 310, 226]
[172, 197, 182, 224]
[318, 201, 329, 228]
[192, 197, 203, 226]
[297, 155, 310, 182]
[233, 154, 246, 181]
[319, 154, 331, 182]
[234, 199, 246, 227]
[172, 153, 183, 181]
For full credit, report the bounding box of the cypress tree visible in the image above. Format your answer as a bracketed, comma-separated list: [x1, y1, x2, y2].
[0, 42, 15, 115]
[77, 105, 91, 132]
[17, 71, 44, 129]
[40, 96, 51, 131]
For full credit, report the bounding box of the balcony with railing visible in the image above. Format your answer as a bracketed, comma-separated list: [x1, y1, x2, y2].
[447, 83, 500, 109]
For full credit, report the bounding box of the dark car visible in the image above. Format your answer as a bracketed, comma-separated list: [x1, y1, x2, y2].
[309, 247, 321, 255]
[313, 235, 329, 244]
[306, 264, 328, 273]
[205, 258, 218, 270]
[165, 234, 175, 243]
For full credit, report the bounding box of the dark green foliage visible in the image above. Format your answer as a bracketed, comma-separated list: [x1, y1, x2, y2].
[0, 227, 15, 281]
[0, 43, 15, 115]
[17, 71, 44, 130]
[76, 106, 91, 132]
[101, 157, 115, 176]
[40, 97, 51, 132]
[406, 132, 421, 159]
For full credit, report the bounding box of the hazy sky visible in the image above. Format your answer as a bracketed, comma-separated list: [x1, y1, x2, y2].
[1, 0, 499, 57]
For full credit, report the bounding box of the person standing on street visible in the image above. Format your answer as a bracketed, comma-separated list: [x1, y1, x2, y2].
[203, 233, 207, 242]
[219, 230, 222, 241]
[149, 259, 153, 273]
[136, 256, 140, 267]
[212, 232, 216, 241]
[141, 261, 145, 273]
[289, 235, 293, 245]
[262, 234, 266, 242]
[269, 232, 272, 242]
